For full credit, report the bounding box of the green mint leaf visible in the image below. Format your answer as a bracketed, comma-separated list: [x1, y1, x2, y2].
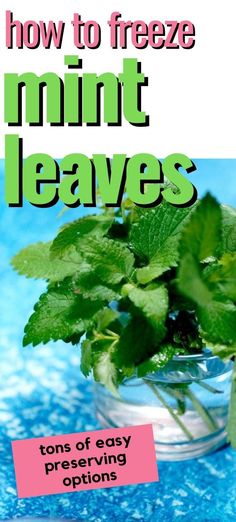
[210, 343, 236, 359]
[203, 254, 236, 301]
[130, 203, 192, 284]
[95, 308, 119, 332]
[81, 339, 92, 377]
[179, 193, 221, 261]
[130, 203, 192, 261]
[82, 237, 135, 285]
[137, 344, 176, 377]
[114, 316, 159, 369]
[178, 253, 212, 306]
[50, 215, 113, 259]
[127, 284, 168, 343]
[136, 246, 179, 284]
[93, 347, 119, 397]
[11, 241, 84, 283]
[218, 254, 236, 301]
[23, 279, 102, 347]
[74, 270, 120, 302]
[222, 205, 236, 253]
[178, 254, 236, 346]
[226, 360, 236, 448]
[197, 300, 236, 345]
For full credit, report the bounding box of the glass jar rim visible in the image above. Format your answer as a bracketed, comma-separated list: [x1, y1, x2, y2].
[172, 349, 216, 362]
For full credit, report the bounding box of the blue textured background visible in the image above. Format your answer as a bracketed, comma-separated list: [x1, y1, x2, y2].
[0, 159, 236, 521]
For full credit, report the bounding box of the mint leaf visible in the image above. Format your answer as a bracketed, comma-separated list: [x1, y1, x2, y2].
[81, 339, 92, 377]
[179, 193, 221, 261]
[178, 253, 212, 306]
[50, 215, 113, 259]
[114, 316, 159, 369]
[82, 237, 135, 285]
[130, 203, 192, 283]
[74, 269, 120, 302]
[197, 300, 236, 345]
[222, 205, 236, 253]
[95, 308, 119, 332]
[11, 241, 84, 283]
[177, 195, 236, 348]
[23, 279, 102, 347]
[93, 346, 119, 397]
[178, 253, 236, 345]
[127, 284, 168, 342]
[136, 247, 179, 284]
[226, 360, 236, 448]
[210, 344, 236, 359]
[130, 203, 192, 260]
[203, 254, 236, 302]
[137, 344, 176, 377]
[218, 254, 236, 301]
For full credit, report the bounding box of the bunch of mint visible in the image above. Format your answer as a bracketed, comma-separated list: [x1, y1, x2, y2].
[12, 194, 236, 446]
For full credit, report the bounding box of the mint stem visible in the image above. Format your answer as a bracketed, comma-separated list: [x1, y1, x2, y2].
[196, 380, 223, 394]
[185, 387, 219, 432]
[145, 381, 194, 441]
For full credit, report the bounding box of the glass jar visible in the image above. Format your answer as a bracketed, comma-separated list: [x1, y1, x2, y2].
[94, 353, 233, 461]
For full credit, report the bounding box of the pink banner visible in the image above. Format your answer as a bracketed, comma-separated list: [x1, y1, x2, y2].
[12, 424, 158, 498]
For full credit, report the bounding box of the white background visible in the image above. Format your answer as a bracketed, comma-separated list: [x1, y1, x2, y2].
[0, 0, 235, 158]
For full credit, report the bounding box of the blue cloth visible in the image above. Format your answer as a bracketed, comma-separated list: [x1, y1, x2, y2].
[0, 160, 236, 521]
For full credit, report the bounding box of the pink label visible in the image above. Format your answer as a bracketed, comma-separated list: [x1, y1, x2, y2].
[12, 424, 158, 498]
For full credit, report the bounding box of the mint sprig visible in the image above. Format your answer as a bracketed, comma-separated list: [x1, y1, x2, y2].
[12, 193, 236, 447]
